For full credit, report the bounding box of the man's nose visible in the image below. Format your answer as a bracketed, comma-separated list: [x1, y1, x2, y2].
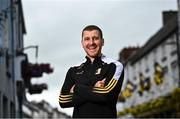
[90, 39, 95, 44]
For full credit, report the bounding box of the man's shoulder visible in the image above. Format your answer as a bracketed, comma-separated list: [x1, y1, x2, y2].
[101, 55, 123, 68]
[70, 60, 86, 69]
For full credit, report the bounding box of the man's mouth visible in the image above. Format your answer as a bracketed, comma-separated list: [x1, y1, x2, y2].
[88, 46, 97, 52]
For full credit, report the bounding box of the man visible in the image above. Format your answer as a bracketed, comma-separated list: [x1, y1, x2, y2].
[59, 25, 124, 118]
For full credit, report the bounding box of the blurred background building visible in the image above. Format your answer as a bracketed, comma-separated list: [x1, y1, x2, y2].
[0, 0, 25, 117]
[0, 0, 69, 118]
[23, 100, 70, 118]
[118, 10, 180, 118]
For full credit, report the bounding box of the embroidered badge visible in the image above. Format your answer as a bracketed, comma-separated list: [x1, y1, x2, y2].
[95, 68, 101, 75]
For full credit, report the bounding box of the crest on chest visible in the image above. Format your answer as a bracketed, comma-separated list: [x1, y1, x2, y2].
[95, 68, 101, 75]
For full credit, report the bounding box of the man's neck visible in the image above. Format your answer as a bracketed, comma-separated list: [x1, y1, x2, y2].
[86, 54, 102, 63]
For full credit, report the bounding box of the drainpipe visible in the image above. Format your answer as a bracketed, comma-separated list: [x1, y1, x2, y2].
[177, 0, 180, 87]
[9, 0, 16, 117]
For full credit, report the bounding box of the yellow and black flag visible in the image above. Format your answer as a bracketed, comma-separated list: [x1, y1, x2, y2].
[138, 73, 151, 96]
[119, 80, 136, 102]
[154, 62, 164, 85]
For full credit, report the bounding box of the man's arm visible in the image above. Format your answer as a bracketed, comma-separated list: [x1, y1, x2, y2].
[73, 63, 124, 103]
[59, 68, 86, 108]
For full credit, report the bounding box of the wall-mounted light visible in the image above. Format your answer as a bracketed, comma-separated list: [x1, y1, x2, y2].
[23, 45, 39, 62]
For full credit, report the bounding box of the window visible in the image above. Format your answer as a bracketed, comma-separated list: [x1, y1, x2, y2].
[170, 50, 177, 57]
[153, 48, 157, 62]
[0, 24, 3, 48]
[170, 34, 177, 52]
[132, 65, 136, 80]
[161, 43, 166, 57]
[162, 66, 168, 88]
[161, 56, 167, 62]
[3, 96, 8, 118]
[163, 66, 168, 76]
[133, 76, 137, 81]
[4, 20, 9, 49]
[138, 61, 142, 75]
[0, 92, 1, 117]
[10, 102, 15, 118]
[171, 60, 178, 82]
[145, 68, 149, 73]
[144, 56, 149, 73]
[161, 42, 168, 63]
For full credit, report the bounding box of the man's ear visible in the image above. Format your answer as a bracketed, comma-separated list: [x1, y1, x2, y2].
[81, 39, 85, 48]
[102, 38, 104, 46]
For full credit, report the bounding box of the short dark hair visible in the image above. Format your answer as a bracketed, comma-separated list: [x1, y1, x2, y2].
[82, 25, 103, 39]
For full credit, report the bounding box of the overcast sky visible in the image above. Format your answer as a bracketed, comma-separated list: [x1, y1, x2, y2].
[22, 0, 177, 116]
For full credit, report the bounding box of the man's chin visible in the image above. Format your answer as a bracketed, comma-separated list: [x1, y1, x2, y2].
[88, 53, 100, 58]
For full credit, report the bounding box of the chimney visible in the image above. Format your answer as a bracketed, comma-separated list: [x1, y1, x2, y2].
[118, 46, 140, 65]
[162, 11, 177, 25]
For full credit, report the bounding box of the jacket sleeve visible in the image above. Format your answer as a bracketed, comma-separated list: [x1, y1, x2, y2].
[74, 63, 124, 103]
[59, 68, 86, 108]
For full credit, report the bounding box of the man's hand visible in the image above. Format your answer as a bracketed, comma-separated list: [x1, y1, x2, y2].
[94, 79, 106, 87]
[70, 85, 75, 93]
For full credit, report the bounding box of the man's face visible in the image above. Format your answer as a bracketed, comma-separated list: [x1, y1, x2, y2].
[82, 30, 104, 59]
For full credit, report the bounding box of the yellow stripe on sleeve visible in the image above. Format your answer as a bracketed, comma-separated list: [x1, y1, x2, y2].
[59, 94, 73, 103]
[59, 96, 72, 101]
[59, 94, 73, 98]
[59, 99, 72, 103]
[92, 79, 118, 94]
[93, 79, 116, 91]
[93, 79, 114, 90]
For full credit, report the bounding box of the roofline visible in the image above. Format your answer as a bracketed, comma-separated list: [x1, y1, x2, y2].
[18, 0, 26, 34]
[129, 14, 177, 65]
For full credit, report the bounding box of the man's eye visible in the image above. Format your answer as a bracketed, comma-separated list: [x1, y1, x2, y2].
[94, 37, 99, 40]
[84, 38, 89, 41]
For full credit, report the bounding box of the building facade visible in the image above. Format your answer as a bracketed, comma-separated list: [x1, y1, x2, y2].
[0, 0, 57, 118]
[23, 100, 70, 118]
[0, 0, 26, 117]
[118, 11, 180, 117]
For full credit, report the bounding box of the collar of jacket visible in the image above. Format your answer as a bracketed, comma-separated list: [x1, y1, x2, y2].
[85, 54, 103, 65]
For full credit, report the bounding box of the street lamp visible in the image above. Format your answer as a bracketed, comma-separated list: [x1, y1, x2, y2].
[23, 45, 39, 62]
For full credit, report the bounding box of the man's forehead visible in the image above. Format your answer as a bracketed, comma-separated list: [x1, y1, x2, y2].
[83, 30, 100, 36]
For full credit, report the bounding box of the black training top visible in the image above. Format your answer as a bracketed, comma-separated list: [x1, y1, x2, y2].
[59, 55, 124, 118]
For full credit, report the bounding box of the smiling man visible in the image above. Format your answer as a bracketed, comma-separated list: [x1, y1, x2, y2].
[59, 25, 124, 118]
